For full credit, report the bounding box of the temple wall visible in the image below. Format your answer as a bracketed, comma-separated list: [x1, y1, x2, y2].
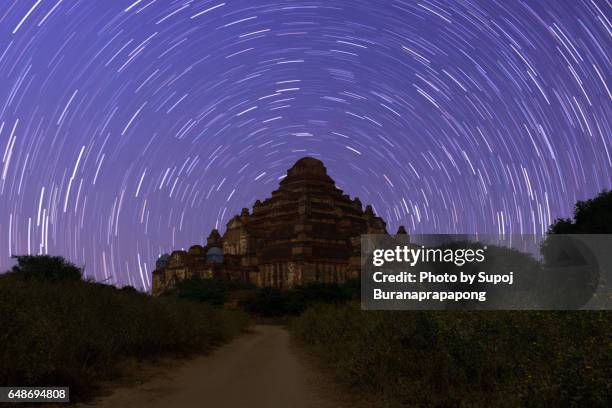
[223, 225, 250, 255]
[257, 261, 350, 289]
[151, 158, 394, 296]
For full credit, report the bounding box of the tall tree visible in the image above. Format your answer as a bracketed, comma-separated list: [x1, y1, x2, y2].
[548, 190, 612, 234]
[541, 190, 611, 308]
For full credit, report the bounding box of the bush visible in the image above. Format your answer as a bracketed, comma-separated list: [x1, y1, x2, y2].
[291, 304, 611, 407]
[241, 280, 360, 317]
[0, 274, 249, 401]
[172, 277, 255, 306]
[173, 277, 229, 305]
[546, 189, 612, 234]
[8, 255, 82, 281]
[241, 287, 291, 317]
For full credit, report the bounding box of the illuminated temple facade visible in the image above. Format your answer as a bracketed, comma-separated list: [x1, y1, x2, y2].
[152, 157, 397, 295]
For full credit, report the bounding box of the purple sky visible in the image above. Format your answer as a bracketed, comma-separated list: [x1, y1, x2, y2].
[0, 0, 610, 290]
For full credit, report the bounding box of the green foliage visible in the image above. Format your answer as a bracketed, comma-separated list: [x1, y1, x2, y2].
[9, 255, 82, 281]
[240, 280, 360, 317]
[291, 304, 611, 407]
[0, 275, 249, 402]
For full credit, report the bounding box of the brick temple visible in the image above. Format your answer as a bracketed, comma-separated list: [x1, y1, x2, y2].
[152, 157, 404, 295]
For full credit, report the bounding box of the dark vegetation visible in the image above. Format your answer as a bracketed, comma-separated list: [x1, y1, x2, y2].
[240, 280, 360, 317]
[546, 189, 612, 234]
[426, 241, 545, 309]
[0, 256, 248, 402]
[291, 305, 611, 407]
[170, 276, 255, 306]
[8, 255, 82, 282]
[0, 190, 609, 405]
[168, 275, 360, 317]
[539, 189, 611, 308]
[289, 189, 611, 407]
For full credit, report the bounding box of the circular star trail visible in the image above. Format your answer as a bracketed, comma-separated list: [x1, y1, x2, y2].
[0, 0, 610, 290]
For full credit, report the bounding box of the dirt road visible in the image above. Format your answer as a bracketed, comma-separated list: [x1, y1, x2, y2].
[79, 325, 351, 408]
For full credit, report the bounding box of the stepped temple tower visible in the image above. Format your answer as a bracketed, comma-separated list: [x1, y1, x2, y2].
[152, 157, 396, 295]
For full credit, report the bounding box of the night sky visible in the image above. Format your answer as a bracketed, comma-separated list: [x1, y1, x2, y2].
[0, 0, 609, 290]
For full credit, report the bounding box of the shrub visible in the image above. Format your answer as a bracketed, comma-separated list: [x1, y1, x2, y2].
[8, 255, 82, 281]
[291, 304, 611, 407]
[241, 287, 291, 317]
[0, 274, 249, 401]
[173, 277, 229, 305]
[241, 280, 360, 317]
[546, 189, 612, 234]
[172, 277, 255, 306]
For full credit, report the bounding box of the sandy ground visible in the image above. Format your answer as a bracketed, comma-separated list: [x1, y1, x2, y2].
[77, 325, 357, 408]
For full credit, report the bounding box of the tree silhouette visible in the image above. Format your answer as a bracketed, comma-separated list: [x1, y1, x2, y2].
[540, 190, 611, 308]
[9, 255, 82, 281]
[548, 189, 612, 234]
[543, 189, 612, 264]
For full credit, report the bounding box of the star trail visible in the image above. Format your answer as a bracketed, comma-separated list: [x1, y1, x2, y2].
[0, 0, 610, 290]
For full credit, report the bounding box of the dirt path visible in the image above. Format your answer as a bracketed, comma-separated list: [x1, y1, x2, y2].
[78, 325, 352, 408]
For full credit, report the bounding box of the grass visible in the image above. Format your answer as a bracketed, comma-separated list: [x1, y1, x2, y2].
[291, 303, 611, 408]
[0, 275, 249, 402]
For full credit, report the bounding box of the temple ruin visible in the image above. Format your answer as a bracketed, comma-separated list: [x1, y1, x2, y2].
[152, 157, 404, 295]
